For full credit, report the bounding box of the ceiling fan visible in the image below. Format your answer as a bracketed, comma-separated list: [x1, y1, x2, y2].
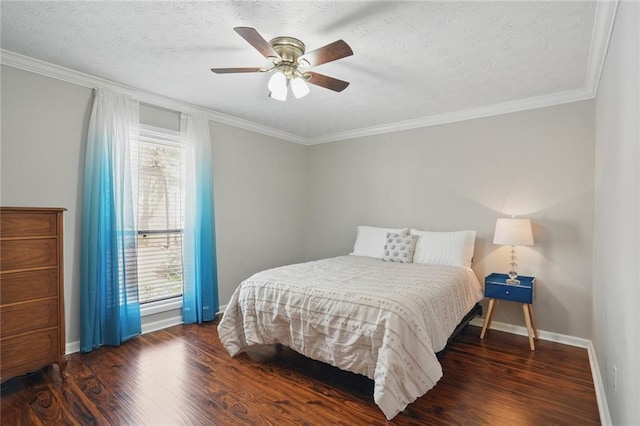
[211, 27, 353, 101]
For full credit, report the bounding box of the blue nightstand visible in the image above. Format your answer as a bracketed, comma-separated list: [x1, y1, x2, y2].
[480, 273, 539, 350]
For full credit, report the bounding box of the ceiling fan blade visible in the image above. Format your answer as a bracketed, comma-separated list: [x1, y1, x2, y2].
[305, 71, 350, 92]
[210, 67, 266, 74]
[234, 27, 280, 60]
[299, 40, 353, 67]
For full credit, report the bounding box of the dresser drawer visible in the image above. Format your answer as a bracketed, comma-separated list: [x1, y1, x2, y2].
[0, 212, 57, 237]
[0, 328, 59, 377]
[1, 269, 58, 304]
[1, 299, 58, 335]
[0, 238, 58, 271]
[485, 281, 533, 303]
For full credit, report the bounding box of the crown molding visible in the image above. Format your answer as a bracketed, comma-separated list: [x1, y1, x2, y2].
[0, 49, 307, 145]
[1, 0, 618, 147]
[308, 87, 594, 144]
[585, 0, 620, 98]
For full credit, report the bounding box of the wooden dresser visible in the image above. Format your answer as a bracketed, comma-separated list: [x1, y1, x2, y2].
[0, 207, 67, 382]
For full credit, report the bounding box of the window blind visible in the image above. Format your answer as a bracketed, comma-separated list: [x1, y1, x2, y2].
[136, 135, 186, 304]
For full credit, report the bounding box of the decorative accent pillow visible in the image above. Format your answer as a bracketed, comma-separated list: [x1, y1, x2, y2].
[410, 229, 476, 269]
[351, 226, 409, 259]
[382, 232, 418, 263]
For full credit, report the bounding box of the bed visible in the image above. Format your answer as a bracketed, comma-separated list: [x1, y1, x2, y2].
[218, 227, 484, 419]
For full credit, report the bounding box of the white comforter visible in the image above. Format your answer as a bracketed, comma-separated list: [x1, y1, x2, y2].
[217, 255, 483, 419]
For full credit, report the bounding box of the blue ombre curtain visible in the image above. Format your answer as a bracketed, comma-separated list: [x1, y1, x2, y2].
[80, 88, 142, 352]
[181, 113, 218, 323]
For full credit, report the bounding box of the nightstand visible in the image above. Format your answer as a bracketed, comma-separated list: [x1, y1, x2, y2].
[480, 273, 538, 350]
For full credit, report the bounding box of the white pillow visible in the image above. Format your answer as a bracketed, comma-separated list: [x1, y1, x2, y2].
[410, 229, 476, 269]
[352, 226, 409, 259]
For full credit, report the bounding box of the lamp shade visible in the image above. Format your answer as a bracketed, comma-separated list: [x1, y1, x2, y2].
[493, 218, 534, 246]
[291, 77, 310, 99]
[268, 71, 287, 101]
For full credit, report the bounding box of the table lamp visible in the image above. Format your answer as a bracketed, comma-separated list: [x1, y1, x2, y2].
[493, 217, 534, 284]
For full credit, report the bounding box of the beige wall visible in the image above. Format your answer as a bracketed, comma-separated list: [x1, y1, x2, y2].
[306, 101, 595, 338]
[0, 65, 307, 345]
[211, 122, 307, 305]
[0, 60, 604, 348]
[1, 66, 92, 348]
[593, 1, 640, 424]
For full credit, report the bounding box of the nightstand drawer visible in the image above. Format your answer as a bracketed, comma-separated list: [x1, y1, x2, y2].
[485, 281, 532, 303]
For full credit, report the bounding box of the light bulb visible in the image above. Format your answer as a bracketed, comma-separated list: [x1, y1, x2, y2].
[291, 77, 310, 99]
[268, 72, 287, 101]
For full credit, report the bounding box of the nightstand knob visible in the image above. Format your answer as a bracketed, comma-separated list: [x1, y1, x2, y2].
[505, 290, 510, 295]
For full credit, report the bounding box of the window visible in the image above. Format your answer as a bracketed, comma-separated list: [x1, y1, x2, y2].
[136, 127, 186, 304]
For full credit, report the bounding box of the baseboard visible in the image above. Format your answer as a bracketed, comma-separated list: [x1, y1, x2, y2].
[217, 304, 227, 315]
[470, 318, 611, 425]
[65, 304, 229, 355]
[65, 341, 80, 355]
[587, 340, 612, 426]
[141, 314, 183, 335]
[64, 315, 183, 355]
[469, 318, 590, 348]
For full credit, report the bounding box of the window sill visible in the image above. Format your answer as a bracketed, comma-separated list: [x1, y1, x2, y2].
[140, 297, 183, 317]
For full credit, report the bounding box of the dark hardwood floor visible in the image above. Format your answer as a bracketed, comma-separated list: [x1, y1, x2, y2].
[1, 322, 600, 425]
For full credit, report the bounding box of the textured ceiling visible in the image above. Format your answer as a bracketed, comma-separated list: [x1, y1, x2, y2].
[1, 1, 605, 142]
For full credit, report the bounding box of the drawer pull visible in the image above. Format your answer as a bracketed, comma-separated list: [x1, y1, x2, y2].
[505, 290, 510, 295]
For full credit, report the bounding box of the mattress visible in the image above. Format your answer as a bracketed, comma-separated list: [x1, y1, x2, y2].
[217, 255, 483, 419]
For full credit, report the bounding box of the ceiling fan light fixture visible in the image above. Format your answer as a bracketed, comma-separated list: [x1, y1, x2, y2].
[268, 71, 288, 101]
[212, 27, 353, 98]
[291, 77, 310, 99]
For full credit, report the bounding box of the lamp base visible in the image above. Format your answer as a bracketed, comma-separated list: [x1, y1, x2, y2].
[506, 278, 521, 285]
